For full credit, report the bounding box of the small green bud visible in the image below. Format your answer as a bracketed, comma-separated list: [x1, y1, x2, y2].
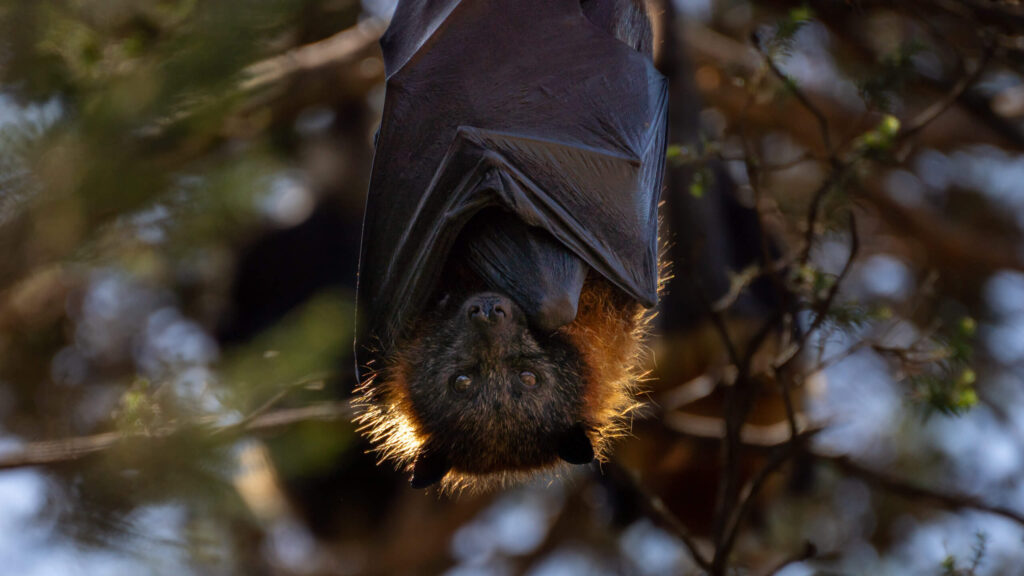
[957, 388, 978, 409]
[789, 6, 813, 23]
[861, 131, 882, 149]
[878, 115, 901, 138]
[959, 317, 977, 337]
[958, 368, 976, 386]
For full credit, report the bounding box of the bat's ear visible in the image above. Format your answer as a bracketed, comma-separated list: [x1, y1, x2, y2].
[557, 423, 595, 465]
[410, 447, 451, 489]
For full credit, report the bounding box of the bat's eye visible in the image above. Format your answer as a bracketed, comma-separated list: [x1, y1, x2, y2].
[519, 371, 538, 388]
[451, 375, 473, 393]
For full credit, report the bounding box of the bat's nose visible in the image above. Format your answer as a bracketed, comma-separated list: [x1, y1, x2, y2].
[466, 293, 512, 327]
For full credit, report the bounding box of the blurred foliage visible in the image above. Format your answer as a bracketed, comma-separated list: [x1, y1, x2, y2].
[908, 316, 979, 418]
[941, 532, 988, 576]
[859, 41, 923, 113]
[0, 0, 367, 573]
[761, 5, 813, 58]
[220, 291, 352, 409]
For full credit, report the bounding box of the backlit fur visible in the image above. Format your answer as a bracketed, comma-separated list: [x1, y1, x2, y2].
[354, 277, 651, 494]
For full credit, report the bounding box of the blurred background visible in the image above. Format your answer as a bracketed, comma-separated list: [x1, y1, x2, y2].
[1, 0, 1023, 574]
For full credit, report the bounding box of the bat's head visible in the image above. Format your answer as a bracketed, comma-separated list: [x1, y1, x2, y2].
[356, 278, 650, 492]
[402, 291, 594, 488]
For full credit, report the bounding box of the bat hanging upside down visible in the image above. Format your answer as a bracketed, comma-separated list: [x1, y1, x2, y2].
[353, 0, 668, 491]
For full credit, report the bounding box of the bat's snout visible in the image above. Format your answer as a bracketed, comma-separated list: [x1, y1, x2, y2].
[466, 293, 512, 323]
[464, 293, 521, 336]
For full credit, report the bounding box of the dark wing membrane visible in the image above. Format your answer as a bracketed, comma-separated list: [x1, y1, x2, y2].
[356, 0, 667, 373]
[459, 210, 589, 333]
[378, 0, 463, 79]
[581, 0, 654, 56]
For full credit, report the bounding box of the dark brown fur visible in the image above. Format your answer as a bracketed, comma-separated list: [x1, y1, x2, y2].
[411, 293, 583, 469]
[355, 276, 649, 492]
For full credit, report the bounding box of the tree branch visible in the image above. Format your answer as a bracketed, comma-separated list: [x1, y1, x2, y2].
[604, 461, 714, 573]
[824, 454, 1024, 528]
[0, 401, 355, 472]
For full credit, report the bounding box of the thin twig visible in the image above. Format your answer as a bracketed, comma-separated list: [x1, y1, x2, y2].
[716, 429, 824, 568]
[775, 213, 860, 371]
[214, 372, 332, 436]
[825, 454, 1024, 528]
[712, 253, 797, 314]
[605, 461, 714, 573]
[795, 164, 857, 267]
[241, 18, 386, 92]
[663, 411, 824, 447]
[756, 39, 835, 157]
[898, 46, 994, 144]
[0, 432, 124, 471]
[777, 369, 801, 441]
[701, 287, 743, 369]
[755, 33, 845, 273]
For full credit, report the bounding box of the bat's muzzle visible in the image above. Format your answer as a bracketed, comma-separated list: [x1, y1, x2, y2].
[465, 293, 512, 324]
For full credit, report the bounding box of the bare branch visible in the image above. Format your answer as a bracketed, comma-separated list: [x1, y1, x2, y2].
[663, 412, 822, 447]
[755, 38, 835, 157]
[0, 401, 355, 472]
[241, 19, 386, 92]
[0, 432, 124, 471]
[715, 429, 824, 571]
[604, 461, 714, 573]
[776, 213, 860, 371]
[898, 46, 994, 146]
[854, 181, 1024, 274]
[825, 454, 1024, 528]
[213, 373, 332, 436]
